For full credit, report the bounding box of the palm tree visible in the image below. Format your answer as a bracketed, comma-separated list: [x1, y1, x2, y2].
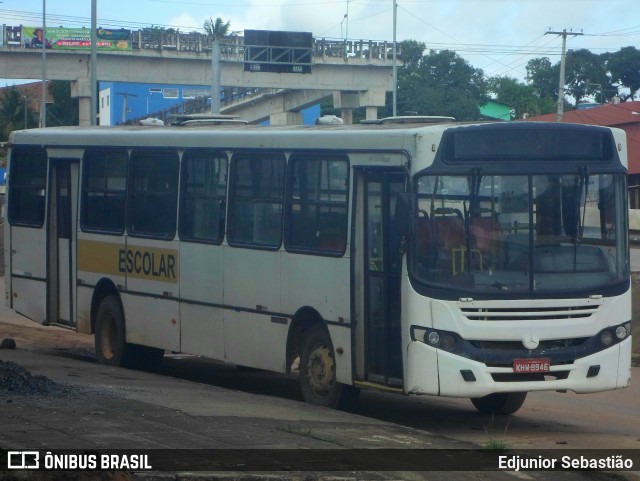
[203, 18, 231, 39]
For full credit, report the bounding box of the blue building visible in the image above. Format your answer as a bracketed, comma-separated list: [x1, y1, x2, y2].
[99, 82, 320, 126]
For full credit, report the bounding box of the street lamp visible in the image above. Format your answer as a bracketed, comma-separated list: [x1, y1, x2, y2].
[146, 90, 161, 114]
[340, 14, 347, 40]
[345, 0, 350, 41]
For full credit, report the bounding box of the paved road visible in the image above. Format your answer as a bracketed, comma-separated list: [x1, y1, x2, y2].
[1, 308, 639, 480]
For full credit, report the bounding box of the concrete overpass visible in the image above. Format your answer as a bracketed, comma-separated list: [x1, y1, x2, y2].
[0, 39, 396, 125]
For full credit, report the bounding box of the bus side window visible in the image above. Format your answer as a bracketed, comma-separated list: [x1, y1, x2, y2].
[286, 155, 349, 255]
[179, 150, 227, 244]
[82, 149, 128, 233]
[128, 149, 179, 239]
[228, 153, 286, 249]
[8, 148, 47, 227]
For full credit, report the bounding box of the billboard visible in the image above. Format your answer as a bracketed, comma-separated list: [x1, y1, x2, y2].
[22, 27, 132, 51]
[4, 26, 23, 47]
[244, 30, 312, 74]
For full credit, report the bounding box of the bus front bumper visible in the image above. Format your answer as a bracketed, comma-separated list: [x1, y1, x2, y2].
[406, 336, 632, 398]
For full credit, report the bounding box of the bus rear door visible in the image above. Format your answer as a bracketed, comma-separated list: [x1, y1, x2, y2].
[47, 159, 79, 327]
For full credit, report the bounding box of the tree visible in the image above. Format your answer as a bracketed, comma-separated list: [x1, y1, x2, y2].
[395, 48, 488, 121]
[204, 17, 231, 38]
[487, 75, 555, 119]
[564, 49, 613, 105]
[47, 81, 79, 126]
[607, 46, 640, 101]
[398, 39, 426, 71]
[0, 87, 36, 141]
[525, 57, 558, 100]
[140, 25, 179, 35]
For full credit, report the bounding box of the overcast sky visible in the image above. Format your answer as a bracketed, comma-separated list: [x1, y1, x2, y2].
[2, 0, 639, 86]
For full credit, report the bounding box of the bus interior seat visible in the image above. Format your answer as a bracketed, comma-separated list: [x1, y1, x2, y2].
[318, 211, 347, 251]
[432, 213, 466, 273]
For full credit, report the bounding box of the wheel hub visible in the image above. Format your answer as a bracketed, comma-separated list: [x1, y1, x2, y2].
[306, 345, 334, 393]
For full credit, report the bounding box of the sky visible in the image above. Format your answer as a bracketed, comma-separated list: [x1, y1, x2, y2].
[1, 0, 639, 88]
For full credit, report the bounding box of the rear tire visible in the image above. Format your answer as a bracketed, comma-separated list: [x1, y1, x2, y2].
[470, 392, 527, 415]
[299, 324, 358, 409]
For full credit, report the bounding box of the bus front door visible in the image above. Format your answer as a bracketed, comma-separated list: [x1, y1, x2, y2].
[358, 170, 406, 388]
[47, 160, 78, 327]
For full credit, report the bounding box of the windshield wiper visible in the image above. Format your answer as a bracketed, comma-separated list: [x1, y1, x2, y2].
[573, 167, 589, 269]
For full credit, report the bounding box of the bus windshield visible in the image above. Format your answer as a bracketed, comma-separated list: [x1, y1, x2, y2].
[411, 172, 629, 295]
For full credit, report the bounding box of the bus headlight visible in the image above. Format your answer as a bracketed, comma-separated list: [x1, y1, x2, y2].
[615, 323, 630, 340]
[413, 327, 459, 352]
[600, 330, 614, 346]
[441, 333, 457, 350]
[599, 322, 630, 347]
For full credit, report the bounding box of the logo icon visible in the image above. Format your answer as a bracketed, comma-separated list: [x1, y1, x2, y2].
[522, 334, 540, 351]
[8, 451, 40, 469]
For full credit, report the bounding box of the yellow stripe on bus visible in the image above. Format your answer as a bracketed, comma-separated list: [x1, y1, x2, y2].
[77, 240, 179, 283]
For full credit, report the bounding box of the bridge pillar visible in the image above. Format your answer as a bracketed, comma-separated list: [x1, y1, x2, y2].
[332, 91, 358, 125]
[359, 88, 386, 121]
[333, 88, 386, 124]
[270, 111, 303, 125]
[71, 78, 93, 126]
[366, 107, 378, 121]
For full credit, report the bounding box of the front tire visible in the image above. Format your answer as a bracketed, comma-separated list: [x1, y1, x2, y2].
[95, 295, 134, 367]
[471, 392, 527, 415]
[299, 324, 357, 409]
[94, 295, 164, 370]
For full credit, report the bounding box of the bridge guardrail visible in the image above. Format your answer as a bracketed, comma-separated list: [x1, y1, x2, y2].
[2, 25, 400, 63]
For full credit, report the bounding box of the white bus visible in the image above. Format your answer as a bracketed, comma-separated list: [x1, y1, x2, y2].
[4, 119, 631, 414]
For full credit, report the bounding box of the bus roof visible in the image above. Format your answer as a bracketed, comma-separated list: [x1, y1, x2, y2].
[7, 119, 458, 152]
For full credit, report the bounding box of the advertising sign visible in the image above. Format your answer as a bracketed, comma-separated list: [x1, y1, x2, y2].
[4, 26, 23, 46]
[23, 27, 132, 51]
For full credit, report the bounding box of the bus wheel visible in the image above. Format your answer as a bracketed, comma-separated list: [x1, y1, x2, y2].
[470, 392, 527, 415]
[94, 295, 133, 367]
[300, 324, 352, 409]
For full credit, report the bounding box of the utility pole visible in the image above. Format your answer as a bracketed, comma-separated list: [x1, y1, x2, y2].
[91, 0, 97, 125]
[392, 0, 397, 117]
[16, 90, 28, 129]
[40, 0, 47, 128]
[545, 29, 583, 122]
[211, 37, 221, 114]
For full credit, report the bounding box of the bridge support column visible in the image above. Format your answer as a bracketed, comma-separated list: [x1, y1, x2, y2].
[71, 78, 93, 126]
[359, 88, 386, 121]
[365, 107, 378, 121]
[332, 91, 358, 125]
[333, 88, 386, 124]
[270, 111, 303, 125]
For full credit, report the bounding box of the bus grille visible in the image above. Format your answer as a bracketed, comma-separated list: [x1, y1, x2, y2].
[471, 338, 588, 352]
[460, 304, 599, 322]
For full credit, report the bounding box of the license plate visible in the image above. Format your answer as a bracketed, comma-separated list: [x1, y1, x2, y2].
[513, 358, 551, 373]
